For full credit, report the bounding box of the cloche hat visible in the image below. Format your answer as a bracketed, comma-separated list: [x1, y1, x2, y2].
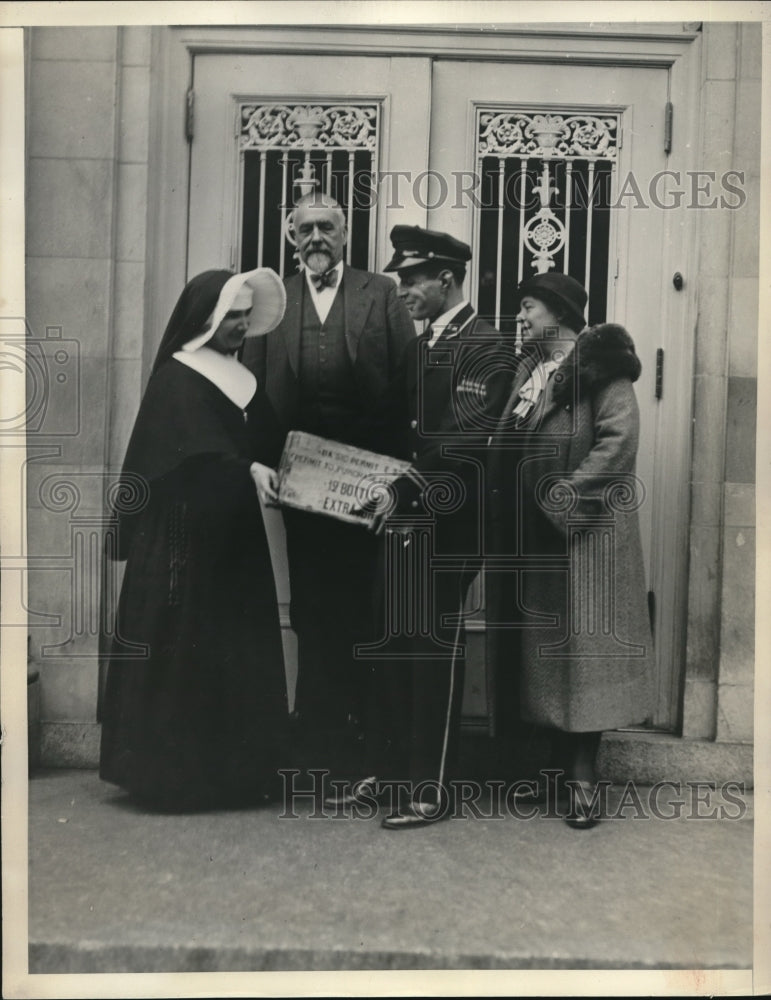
[515, 272, 587, 333]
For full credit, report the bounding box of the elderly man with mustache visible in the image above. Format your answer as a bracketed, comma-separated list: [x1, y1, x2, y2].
[243, 193, 414, 785]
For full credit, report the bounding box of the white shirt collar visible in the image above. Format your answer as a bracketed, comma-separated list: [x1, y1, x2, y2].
[428, 299, 470, 347]
[304, 260, 343, 323]
[172, 347, 257, 410]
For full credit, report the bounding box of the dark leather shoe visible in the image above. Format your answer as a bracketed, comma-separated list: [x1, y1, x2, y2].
[323, 775, 379, 808]
[564, 780, 601, 829]
[381, 800, 447, 830]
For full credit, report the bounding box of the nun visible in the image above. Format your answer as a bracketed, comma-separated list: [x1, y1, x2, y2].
[99, 268, 289, 810]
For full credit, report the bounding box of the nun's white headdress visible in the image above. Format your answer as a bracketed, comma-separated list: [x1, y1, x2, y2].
[182, 268, 286, 353]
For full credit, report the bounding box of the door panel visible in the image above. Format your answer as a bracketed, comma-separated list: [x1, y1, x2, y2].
[188, 53, 431, 706]
[189, 53, 432, 278]
[430, 60, 676, 728]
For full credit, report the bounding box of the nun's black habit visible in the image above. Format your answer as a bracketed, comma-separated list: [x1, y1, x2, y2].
[99, 270, 289, 809]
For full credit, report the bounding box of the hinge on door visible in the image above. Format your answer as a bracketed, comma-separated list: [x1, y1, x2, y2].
[185, 88, 195, 143]
[655, 348, 664, 399]
[664, 100, 673, 155]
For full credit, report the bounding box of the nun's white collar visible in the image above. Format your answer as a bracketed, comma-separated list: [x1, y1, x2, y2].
[172, 347, 257, 410]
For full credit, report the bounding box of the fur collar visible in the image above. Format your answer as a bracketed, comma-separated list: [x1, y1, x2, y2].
[552, 323, 641, 405]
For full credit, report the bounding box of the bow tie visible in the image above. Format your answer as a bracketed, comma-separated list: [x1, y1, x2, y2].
[309, 268, 339, 291]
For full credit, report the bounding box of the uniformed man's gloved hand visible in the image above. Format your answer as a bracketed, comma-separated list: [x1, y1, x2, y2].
[349, 467, 426, 535]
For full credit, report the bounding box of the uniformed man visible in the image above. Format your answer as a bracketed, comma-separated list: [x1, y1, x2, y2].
[351, 225, 505, 829]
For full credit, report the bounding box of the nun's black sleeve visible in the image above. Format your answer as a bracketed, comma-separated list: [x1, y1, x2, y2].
[113, 360, 281, 559]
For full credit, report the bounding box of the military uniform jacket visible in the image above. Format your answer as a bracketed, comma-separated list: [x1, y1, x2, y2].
[374, 303, 504, 557]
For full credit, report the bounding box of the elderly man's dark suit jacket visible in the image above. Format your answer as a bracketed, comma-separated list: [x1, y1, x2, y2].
[241, 264, 414, 768]
[242, 265, 414, 446]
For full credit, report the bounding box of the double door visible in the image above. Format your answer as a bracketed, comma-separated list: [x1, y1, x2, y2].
[187, 47, 683, 730]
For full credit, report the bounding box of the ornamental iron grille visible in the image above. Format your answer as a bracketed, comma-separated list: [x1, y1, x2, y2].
[474, 108, 621, 334]
[238, 101, 381, 276]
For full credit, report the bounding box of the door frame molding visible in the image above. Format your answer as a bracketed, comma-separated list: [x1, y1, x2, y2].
[144, 23, 702, 729]
[169, 23, 702, 62]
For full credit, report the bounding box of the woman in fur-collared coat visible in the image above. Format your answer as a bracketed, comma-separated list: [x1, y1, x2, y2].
[486, 273, 653, 826]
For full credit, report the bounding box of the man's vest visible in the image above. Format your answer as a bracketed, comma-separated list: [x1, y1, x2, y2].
[297, 279, 360, 444]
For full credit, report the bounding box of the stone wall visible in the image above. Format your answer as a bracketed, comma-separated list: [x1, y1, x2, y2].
[682, 22, 759, 746]
[25, 26, 153, 765]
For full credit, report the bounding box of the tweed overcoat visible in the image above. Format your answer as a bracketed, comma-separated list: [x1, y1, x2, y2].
[486, 324, 654, 732]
